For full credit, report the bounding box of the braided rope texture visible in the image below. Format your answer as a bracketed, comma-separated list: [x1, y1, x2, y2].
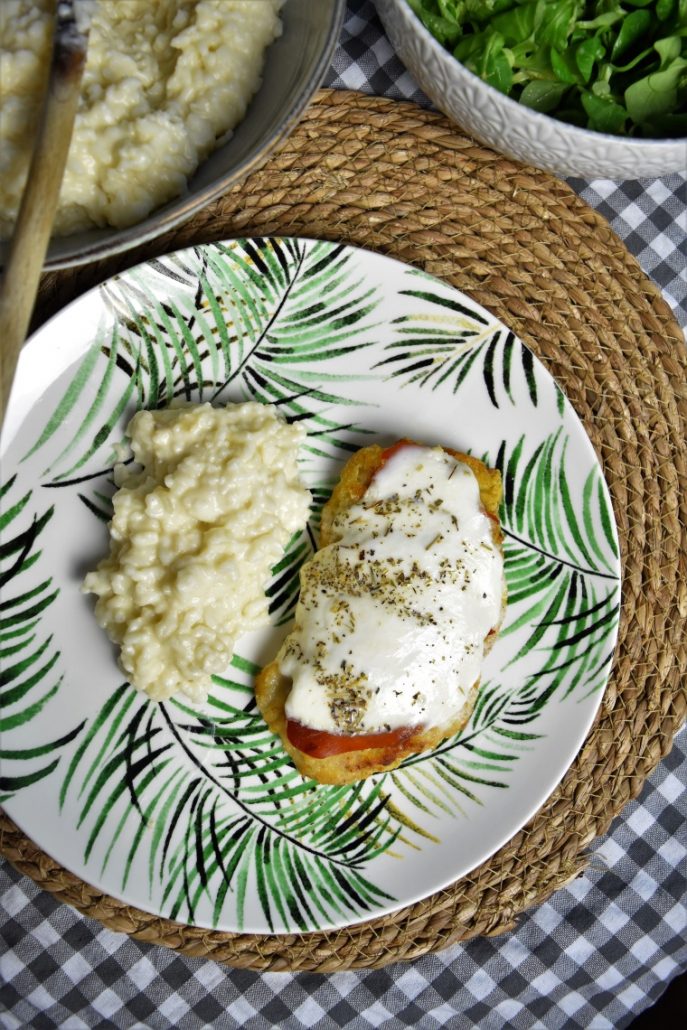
[2, 92, 685, 973]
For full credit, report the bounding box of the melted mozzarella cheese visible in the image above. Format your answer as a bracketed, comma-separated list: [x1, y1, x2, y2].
[280, 445, 504, 735]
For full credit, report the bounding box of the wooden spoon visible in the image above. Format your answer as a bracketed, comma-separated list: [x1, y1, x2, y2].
[0, 0, 92, 426]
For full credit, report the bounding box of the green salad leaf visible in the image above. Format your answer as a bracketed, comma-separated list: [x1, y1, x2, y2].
[406, 0, 687, 136]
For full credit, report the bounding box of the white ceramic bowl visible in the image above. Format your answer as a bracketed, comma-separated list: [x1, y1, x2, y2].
[375, 0, 687, 179]
[0, 0, 346, 271]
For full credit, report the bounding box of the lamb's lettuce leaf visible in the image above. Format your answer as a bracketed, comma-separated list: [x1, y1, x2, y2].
[406, 0, 687, 136]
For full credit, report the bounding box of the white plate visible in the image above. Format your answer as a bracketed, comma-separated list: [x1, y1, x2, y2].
[1, 238, 621, 934]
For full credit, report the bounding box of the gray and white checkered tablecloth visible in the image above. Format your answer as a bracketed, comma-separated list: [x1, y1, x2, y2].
[1, 3, 685, 1027]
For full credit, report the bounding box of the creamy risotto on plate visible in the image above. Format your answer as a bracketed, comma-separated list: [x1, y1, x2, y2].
[0, 0, 282, 236]
[83, 403, 310, 704]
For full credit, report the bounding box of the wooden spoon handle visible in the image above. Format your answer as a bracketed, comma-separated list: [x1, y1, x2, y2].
[0, 1, 90, 424]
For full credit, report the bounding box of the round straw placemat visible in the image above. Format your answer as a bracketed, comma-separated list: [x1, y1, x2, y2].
[2, 91, 686, 973]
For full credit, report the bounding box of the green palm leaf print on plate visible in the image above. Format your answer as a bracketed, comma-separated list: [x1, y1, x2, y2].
[0, 239, 620, 934]
[0, 476, 84, 801]
[376, 269, 543, 409]
[60, 657, 397, 932]
[494, 430, 619, 700]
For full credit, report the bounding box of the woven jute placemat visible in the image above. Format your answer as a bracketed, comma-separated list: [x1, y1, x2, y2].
[1, 91, 686, 973]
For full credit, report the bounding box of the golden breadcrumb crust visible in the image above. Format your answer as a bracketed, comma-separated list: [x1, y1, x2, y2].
[254, 443, 506, 784]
